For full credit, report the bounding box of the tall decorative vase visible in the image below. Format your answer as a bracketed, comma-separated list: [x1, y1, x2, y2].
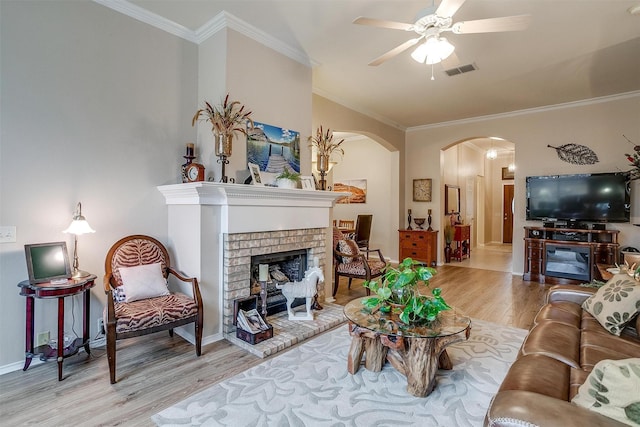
[444, 243, 452, 263]
[317, 154, 329, 190]
[215, 134, 233, 157]
[215, 134, 233, 183]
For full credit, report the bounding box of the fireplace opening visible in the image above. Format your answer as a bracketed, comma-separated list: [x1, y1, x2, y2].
[545, 244, 592, 282]
[251, 249, 308, 316]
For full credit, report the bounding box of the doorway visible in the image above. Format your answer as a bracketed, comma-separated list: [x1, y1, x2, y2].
[503, 184, 514, 243]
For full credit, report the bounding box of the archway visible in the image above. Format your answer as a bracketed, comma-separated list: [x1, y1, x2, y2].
[441, 136, 515, 270]
[326, 132, 400, 260]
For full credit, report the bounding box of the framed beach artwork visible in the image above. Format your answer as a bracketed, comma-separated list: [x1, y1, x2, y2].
[247, 121, 300, 174]
[334, 179, 367, 204]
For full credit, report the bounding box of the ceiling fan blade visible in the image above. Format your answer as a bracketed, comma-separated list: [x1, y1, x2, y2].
[435, 0, 467, 18]
[368, 37, 422, 66]
[353, 16, 414, 31]
[452, 15, 531, 34]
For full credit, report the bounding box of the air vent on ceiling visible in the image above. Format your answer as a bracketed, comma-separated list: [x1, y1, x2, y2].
[444, 63, 478, 77]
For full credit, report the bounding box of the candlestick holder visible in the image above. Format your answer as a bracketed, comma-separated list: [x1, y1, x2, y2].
[259, 280, 268, 319]
[427, 209, 433, 231]
[181, 143, 196, 183]
[407, 209, 413, 230]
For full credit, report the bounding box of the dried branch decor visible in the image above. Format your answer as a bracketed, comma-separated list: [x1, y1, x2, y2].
[192, 94, 254, 137]
[547, 143, 599, 165]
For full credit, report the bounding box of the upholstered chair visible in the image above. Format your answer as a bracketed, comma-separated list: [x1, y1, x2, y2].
[103, 235, 203, 384]
[332, 226, 386, 297]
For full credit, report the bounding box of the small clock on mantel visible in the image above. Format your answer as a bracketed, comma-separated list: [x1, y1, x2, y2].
[185, 163, 205, 182]
[413, 178, 432, 202]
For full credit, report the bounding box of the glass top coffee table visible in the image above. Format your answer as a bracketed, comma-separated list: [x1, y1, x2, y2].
[344, 297, 471, 397]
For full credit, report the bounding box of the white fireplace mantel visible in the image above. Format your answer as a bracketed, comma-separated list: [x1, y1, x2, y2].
[158, 182, 345, 234]
[157, 182, 344, 346]
[158, 182, 343, 206]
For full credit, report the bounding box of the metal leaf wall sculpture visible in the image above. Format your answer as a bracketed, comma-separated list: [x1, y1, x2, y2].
[547, 144, 599, 165]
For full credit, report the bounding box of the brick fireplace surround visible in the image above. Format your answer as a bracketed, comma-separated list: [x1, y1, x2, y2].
[158, 182, 345, 357]
[222, 228, 326, 333]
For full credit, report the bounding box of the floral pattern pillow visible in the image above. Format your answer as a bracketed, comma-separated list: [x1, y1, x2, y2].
[572, 358, 640, 425]
[582, 274, 640, 336]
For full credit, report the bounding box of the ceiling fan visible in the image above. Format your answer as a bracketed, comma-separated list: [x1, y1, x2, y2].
[354, 0, 531, 66]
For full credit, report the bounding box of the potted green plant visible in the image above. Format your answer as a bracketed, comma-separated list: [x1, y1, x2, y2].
[362, 258, 450, 325]
[275, 168, 301, 189]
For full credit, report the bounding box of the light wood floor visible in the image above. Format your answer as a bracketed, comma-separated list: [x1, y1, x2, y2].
[0, 265, 550, 426]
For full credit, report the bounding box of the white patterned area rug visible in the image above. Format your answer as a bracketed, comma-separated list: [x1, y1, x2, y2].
[152, 319, 526, 427]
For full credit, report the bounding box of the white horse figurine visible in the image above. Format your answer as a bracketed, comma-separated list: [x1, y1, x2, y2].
[276, 257, 324, 320]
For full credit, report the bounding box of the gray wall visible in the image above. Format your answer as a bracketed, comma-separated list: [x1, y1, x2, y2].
[0, 1, 198, 367]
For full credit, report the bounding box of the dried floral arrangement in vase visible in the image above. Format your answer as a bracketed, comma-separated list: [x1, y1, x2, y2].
[623, 134, 640, 181]
[308, 126, 344, 190]
[192, 94, 254, 182]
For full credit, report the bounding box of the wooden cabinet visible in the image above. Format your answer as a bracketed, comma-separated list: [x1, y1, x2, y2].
[523, 226, 619, 285]
[399, 229, 438, 266]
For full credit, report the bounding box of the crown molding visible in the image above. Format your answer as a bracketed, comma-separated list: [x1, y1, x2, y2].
[93, 1, 313, 67]
[93, 0, 198, 43]
[407, 90, 640, 132]
[196, 12, 315, 68]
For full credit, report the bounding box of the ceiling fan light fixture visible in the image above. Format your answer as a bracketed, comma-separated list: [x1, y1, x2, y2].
[411, 36, 455, 65]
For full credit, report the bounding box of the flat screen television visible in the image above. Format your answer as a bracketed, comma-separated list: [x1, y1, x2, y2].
[526, 172, 630, 223]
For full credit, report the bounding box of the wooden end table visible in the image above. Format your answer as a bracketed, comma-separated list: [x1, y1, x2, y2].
[18, 275, 96, 381]
[344, 297, 471, 397]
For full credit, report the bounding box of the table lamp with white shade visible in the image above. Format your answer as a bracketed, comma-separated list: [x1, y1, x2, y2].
[63, 202, 95, 278]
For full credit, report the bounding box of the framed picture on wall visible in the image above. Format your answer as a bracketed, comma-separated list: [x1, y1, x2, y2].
[502, 167, 514, 180]
[413, 178, 432, 202]
[334, 179, 367, 204]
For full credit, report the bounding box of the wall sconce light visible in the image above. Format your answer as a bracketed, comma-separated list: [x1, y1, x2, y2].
[63, 202, 95, 278]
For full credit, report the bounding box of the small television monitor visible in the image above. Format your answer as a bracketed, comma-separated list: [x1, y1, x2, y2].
[24, 242, 72, 284]
[526, 172, 630, 223]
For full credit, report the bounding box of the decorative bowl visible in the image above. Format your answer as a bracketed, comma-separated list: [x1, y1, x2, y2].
[414, 218, 426, 229]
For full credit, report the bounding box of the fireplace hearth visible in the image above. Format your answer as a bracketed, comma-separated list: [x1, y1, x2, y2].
[251, 249, 307, 316]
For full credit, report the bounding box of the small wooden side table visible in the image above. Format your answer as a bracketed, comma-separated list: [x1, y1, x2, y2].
[453, 224, 471, 261]
[18, 275, 96, 381]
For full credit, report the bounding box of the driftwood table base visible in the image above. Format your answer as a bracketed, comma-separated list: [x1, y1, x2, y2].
[347, 320, 471, 397]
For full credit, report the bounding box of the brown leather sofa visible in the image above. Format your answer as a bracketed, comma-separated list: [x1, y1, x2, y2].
[485, 285, 640, 427]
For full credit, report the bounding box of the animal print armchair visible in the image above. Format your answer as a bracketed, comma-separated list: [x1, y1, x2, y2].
[332, 226, 386, 297]
[103, 235, 203, 383]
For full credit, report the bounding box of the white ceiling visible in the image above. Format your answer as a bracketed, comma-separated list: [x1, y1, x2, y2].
[124, 0, 640, 130]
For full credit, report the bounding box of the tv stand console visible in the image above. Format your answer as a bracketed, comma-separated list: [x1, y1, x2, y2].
[523, 226, 619, 285]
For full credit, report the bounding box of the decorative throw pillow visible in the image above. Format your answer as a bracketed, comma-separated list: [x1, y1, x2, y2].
[118, 262, 169, 303]
[582, 274, 640, 336]
[337, 239, 360, 263]
[571, 358, 640, 426]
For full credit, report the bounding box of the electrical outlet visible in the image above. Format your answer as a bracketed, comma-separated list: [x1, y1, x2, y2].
[36, 331, 50, 347]
[97, 318, 105, 335]
[0, 226, 16, 243]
